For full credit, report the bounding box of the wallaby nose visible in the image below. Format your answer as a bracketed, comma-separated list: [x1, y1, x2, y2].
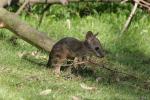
[98, 52, 105, 58]
[100, 54, 104, 58]
[101, 52, 105, 58]
[96, 53, 104, 58]
[95, 51, 103, 58]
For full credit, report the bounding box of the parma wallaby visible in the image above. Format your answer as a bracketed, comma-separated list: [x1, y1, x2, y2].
[47, 31, 104, 75]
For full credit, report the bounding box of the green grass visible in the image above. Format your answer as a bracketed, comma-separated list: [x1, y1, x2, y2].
[0, 4, 150, 100]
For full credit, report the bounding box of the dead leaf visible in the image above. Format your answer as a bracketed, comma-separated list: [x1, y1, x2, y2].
[72, 96, 81, 100]
[17, 51, 30, 58]
[80, 83, 96, 90]
[31, 51, 38, 56]
[25, 75, 40, 81]
[39, 89, 52, 96]
[40, 55, 47, 60]
[66, 19, 71, 29]
[96, 77, 103, 83]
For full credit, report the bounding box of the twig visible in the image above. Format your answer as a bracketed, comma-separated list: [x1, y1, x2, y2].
[66, 58, 149, 85]
[37, 4, 51, 29]
[120, 0, 129, 4]
[140, 0, 150, 6]
[15, 0, 29, 15]
[121, 0, 139, 34]
[62, 61, 88, 66]
[0, 21, 5, 28]
[139, 2, 150, 10]
[88, 60, 139, 79]
[64, 59, 137, 79]
[88, 59, 150, 89]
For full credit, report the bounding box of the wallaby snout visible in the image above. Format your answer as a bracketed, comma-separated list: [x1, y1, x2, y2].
[94, 47, 105, 58]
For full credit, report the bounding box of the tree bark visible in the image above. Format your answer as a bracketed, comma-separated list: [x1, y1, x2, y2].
[0, 0, 122, 7]
[26, 0, 122, 3]
[0, 8, 54, 52]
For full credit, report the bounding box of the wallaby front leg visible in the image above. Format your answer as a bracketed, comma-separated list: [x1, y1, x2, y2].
[54, 64, 62, 77]
[73, 57, 79, 69]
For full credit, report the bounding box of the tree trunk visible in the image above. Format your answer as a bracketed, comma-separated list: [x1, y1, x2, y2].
[0, 8, 54, 52]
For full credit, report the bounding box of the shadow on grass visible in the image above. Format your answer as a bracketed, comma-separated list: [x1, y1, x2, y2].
[105, 49, 150, 90]
[22, 54, 98, 79]
[21, 48, 150, 92]
[22, 55, 46, 67]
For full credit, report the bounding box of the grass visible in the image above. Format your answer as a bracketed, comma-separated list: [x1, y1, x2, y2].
[0, 4, 150, 100]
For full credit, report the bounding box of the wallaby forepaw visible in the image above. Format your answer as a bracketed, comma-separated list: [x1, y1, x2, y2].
[54, 70, 61, 77]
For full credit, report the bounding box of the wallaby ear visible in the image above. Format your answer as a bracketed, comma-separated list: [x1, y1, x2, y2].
[86, 31, 94, 40]
[94, 32, 99, 37]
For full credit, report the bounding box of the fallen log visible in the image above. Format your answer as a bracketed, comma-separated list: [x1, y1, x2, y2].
[0, 8, 54, 52]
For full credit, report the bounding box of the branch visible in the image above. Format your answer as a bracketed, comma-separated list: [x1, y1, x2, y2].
[120, 0, 129, 4]
[0, 0, 123, 7]
[0, 0, 28, 28]
[139, 2, 150, 9]
[140, 0, 150, 6]
[121, 0, 139, 34]
[27, 0, 122, 4]
[88, 59, 150, 85]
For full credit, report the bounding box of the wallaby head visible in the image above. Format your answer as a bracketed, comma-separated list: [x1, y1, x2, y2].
[85, 31, 104, 58]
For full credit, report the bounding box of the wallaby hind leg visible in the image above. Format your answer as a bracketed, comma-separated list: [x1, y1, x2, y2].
[54, 64, 62, 76]
[47, 58, 51, 67]
[47, 52, 52, 68]
[53, 57, 66, 77]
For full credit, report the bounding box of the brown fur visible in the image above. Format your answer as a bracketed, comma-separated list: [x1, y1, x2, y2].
[47, 31, 104, 75]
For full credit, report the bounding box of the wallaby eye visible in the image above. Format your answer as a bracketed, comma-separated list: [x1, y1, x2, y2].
[95, 47, 99, 51]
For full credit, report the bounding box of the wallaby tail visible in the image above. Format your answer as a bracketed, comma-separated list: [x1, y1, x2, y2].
[47, 52, 52, 68]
